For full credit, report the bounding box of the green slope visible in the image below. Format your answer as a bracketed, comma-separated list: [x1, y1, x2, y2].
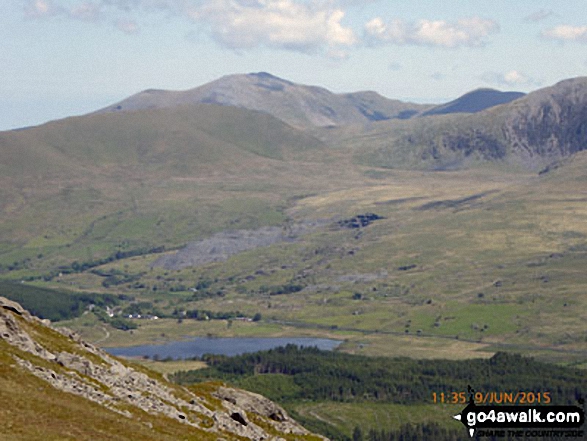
[0, 103, 329, 270]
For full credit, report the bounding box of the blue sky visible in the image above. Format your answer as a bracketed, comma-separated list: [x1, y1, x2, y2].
[2, 0, 586, 130]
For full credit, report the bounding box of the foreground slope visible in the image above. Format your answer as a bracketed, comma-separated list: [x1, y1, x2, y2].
[0, 296, 324, 440]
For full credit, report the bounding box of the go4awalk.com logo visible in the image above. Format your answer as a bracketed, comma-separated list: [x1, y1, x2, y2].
[453, 388, 585, 438]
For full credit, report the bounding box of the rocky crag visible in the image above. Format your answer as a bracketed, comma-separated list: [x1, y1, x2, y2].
[0, 296, 325, 441]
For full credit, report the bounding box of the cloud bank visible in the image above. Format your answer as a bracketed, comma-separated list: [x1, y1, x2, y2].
[481, 70, 537, 87]
[542, 25, 587, 43]
[365, 16, 499, 48]
[23, 0, 502, 55]
[190, 0, 356, 52]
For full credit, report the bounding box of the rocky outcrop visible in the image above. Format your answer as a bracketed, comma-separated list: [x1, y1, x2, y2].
[391, 77, 587, 169]
[0, 296, 326, 440]
[502, 77, 587, 162]
[214, 387, 311, 436]
[153, 220, 327, 270]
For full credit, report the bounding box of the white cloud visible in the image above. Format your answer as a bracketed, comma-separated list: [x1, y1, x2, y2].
[192, 0, 357, 52]
[365, 16, 499, 48]
[23, 0, 357, 54]
[503, 70, 528, 84]
[481, 70, 536, 87]
[542, 25, 587, 43]
[25, 0, 102, 21]
[24, 0, 61, 17]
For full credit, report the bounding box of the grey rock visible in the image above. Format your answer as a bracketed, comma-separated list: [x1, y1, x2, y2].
[0, 296, 329, 440]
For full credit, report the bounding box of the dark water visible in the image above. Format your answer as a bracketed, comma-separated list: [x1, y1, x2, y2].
[105, 337, 341, 359]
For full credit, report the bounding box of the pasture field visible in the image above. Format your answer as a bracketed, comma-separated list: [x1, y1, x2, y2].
[24, 155, 585, 366]
[1, 107, 586, 365]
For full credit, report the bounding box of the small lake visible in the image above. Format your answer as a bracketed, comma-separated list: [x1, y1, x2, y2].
[105, 337, 342, 359]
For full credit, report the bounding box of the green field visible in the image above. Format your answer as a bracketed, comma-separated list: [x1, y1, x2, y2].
[2, 153, 586, 365]
[291, 402, 461, 436]
[1, 101, 587, 368]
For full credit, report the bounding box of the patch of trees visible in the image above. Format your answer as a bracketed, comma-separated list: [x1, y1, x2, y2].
[397, 264, 417, 271]
[191, 289, 225, 301]
[0, 257, 33, 272]
[259, 283, 303, 296]
[0, 280, 118, 322]
[172, 346, 586, 406]
[91, 269, 144, 288]
[173, 308, 261, 322]
[358, 424, 467, 441]
[107, 317, 137, 331]
[122, 302, 156, 316]
[26, 246, 166, 282]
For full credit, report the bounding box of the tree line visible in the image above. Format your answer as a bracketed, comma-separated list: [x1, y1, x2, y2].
[172, 345, 586, 406]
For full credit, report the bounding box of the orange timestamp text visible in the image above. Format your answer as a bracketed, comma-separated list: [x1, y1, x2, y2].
[432, 391, 552, 405]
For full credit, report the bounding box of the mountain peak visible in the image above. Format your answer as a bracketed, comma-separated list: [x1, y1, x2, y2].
[422, 88, 525, 116]
[97, 72, 429, 127]
[247, 71, 293, 84]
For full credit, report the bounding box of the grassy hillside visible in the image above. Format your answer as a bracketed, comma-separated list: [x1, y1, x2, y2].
[0, 103, 336, 272]
[1, 83, 587, 368]
[33, 153, 587, 366]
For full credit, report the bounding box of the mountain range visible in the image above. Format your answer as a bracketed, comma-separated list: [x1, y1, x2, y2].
[96, 72, 526, 129]
[96, 72, 431, 128]
[1, 72, 585, 256]
[0, 73, 585, 252]
[42, 71, 585, 170]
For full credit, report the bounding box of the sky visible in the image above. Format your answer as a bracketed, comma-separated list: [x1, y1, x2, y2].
[1, 0, 586, 130]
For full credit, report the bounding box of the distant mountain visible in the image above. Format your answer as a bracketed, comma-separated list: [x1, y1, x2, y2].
[97, 72, 431, 128]
[354, 77, 587, 170]
[421, 88, 525, 117]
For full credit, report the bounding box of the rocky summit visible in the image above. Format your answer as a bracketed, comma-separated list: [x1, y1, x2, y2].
[0, 296, 325, 441]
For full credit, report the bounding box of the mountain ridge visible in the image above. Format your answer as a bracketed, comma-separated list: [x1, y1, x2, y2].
[421, 88, 525, 117]
[95, 72, 531, 130]
[350, 76, 587, 170]
[95, 72, 433, 128]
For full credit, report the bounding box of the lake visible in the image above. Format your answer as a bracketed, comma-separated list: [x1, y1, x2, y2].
[105, 337, 342, 359]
